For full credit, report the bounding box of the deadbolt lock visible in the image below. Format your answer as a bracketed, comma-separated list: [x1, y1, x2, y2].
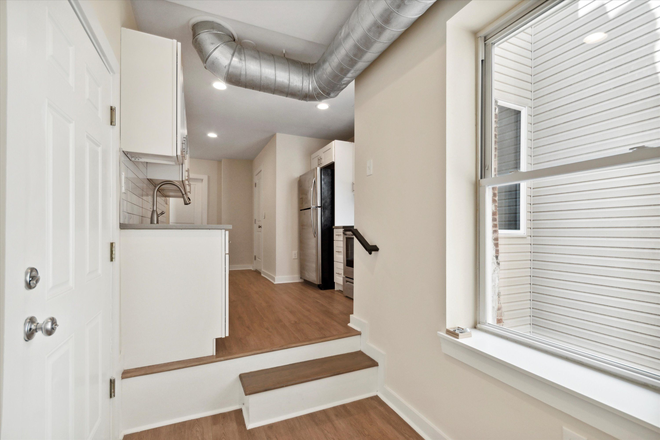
[25, 267, 40, 290]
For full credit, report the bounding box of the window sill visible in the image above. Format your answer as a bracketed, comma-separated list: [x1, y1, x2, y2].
[438, 329, 660, 439]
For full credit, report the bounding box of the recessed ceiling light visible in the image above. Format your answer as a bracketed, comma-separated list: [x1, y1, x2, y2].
[213, 81, 227, 90]
[207, 132, 218, 138]
[317, 102, 329, 110]
[583, 32, 607, 44]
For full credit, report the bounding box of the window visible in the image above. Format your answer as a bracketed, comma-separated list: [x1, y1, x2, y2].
[495, 100, 527, 236]
[480, 0, 660, 387]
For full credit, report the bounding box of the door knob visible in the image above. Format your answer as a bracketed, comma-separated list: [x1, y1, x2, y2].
[25, 267, 40, 290]
[24, 316, 59, 341]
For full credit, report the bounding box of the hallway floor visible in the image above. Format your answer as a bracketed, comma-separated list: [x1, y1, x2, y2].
[124, 396, 423, 439]
[122, 270, 358, 379]
[215, 270, 359, 358]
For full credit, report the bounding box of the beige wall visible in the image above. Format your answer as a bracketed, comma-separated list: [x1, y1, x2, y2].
[253, 136, 277, 278]
[275, 134, 330, 281]
[221, 159, 254, 268]
[352, 1, 614, 439]
[252, 133, 330, 282]
[189, 158, 222, 225]
[85, 0, 137, 60]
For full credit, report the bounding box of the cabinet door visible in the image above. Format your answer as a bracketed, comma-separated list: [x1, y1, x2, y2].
[120, 29, 178, 164]
[322, 144, 334, 166]
[311, 152, 322, 169]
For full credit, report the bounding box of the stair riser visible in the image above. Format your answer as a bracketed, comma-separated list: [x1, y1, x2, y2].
[243, 367, 378, 429]
[121, 335, 361, 435]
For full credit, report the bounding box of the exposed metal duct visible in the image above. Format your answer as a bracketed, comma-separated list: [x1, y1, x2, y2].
[192, 0, 436, 102]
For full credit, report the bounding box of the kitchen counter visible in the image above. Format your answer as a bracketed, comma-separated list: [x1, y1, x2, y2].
[120, 223, 232, 230]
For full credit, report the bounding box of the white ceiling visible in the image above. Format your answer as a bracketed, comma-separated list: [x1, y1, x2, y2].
[131, 0, 359, 161]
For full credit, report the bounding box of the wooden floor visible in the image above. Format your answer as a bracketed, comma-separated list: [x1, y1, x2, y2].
[123, 270, 358, 379]
[124, 396, 423, 440]
[215, 270, 358, 358]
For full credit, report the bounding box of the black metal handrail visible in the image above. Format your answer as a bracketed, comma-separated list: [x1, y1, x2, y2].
[349, 228, 379, 255]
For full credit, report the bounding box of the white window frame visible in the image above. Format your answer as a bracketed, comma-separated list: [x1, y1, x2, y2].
[478, 0, 660, 389]
[493, 99, 527, 237]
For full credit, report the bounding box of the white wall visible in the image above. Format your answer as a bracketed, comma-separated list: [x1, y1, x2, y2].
[275, 134, 330, 282]
[253, 136, 277, 279]
[252, 133, 330, 283]
[221, 159, 254, 269]
[188, 158, 222, 225]
[353, 0, 616, 438]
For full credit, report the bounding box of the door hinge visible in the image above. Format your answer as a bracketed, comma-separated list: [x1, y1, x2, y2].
[110, 106, 116, 126]
[110, 242, 116, 262]
[109, 377, 116, 398]
[254, 255, 256, 261]
[254, 182, 257, 187]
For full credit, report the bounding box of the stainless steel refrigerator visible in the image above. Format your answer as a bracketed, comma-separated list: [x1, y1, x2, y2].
[299, 167, 334, 289]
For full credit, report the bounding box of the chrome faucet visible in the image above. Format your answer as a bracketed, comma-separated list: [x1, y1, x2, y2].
[150, 180, 191, 224]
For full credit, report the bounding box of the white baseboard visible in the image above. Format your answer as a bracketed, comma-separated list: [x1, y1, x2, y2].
[230, 264, 253, 271]
[349, 314, 449, 440]
[261, 270, 276, 283]
[274, 275, 303, 284]
[379, 387, 450, 440]
[121, 405, 241, 437]
[260, 270, 302, 284]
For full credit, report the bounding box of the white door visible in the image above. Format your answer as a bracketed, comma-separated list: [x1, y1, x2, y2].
[253, 171, 263, 272]
[2, 1, 114, 439]
[170, 175, 208, 225]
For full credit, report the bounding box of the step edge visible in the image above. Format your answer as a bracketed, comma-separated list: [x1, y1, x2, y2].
[240, 351, 378, 396]
[122, 332, 361, 380]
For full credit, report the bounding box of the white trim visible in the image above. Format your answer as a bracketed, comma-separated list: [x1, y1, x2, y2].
[121, 405, 241, 437]
[246, 391, 378, 430]
[260, 270, 303, 284]
[260, 270, 276, 284]
[350, 315, 450, 440]
[378, 387, 451, 440]
[63, 2, 123, 439]
[229, 265, 254, 271]
[438, 329, 660, 440]
[481, 146, 660, 188]
[191, 173, 208, 225]
[494, 99, 527, 237]
[273, 275, 303, 284]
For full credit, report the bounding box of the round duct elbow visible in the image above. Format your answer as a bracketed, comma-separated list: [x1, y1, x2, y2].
[191, 0, 436, 102]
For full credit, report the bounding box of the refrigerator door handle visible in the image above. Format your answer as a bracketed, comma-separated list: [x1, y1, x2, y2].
[310, 177, 316, 207]
[311, 207, 317, 237]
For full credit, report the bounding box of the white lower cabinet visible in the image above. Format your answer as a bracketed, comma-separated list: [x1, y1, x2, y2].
[120, 227, 229, 369]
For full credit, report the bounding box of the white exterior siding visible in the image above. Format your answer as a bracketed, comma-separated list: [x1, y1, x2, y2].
[493, 28, 533, 333]
[528, 0, 660, 375]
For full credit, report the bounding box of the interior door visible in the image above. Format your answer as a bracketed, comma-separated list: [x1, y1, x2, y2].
[254, 171, 263, 272]
[170, 175, 207, 225]
[2, 1, 113, 438]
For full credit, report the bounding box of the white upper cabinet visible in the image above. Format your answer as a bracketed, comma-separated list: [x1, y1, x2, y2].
[121, 28, 186, 165]
[310, 142, 335, 169]
[311, 141, 355, 226]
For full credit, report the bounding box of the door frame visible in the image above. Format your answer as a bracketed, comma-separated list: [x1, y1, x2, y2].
[169, 174, 208, 225]
[253, 170, 263, 272]
[0, 0, 122, 436]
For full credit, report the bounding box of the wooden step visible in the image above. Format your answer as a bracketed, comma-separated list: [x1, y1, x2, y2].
[240, 351, 378, 396]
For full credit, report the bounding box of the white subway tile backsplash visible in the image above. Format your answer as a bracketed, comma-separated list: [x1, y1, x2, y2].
[120, 152, 169, 224]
